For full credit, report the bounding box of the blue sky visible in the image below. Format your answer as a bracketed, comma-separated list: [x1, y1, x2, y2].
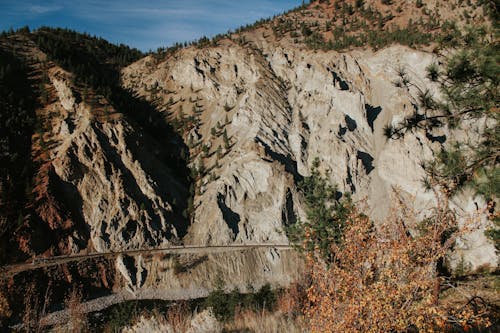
[1, 0, 305, 51]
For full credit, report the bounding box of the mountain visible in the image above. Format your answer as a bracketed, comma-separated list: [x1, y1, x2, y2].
[0, 0, 497, 329]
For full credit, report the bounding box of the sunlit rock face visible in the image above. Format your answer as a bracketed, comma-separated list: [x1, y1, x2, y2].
[3, 0, 495, 299]
[123, 40, 496, 279]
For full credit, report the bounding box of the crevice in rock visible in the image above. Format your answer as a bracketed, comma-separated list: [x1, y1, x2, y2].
[346, 165, 356, 193]
[193, 58, 206, 81]
[282, 188, 297, 226]
[255, 137, 303, 183]
[141, 224, 156, 248]
[64, 147, 89, 182]
[426, 132, 446, 144]
[217, 193, 240, 239]
[300, 134, 308, 152]
[357, 150, 375, 174]
[100, 222, 111, 248]
[122, 255, 138, 285]
[122, 220, 138, 243]
[301, 120, 310, 132]
[335, 190, 343, 201]
[139, 259, 147, 288]
[195, 66, 205, 79]
[345, 114, 357, 131]
[365, 104, 382, 132]
[284, 53, 292, 66]
[328, 69, 349, 90]
[338, 125, 347, 137]
[65, 117, 76, 133]
[83, 145, 93, 160]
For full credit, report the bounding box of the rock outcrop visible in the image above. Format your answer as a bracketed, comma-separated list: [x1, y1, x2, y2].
[0, 0, 497, 313]
[123, 41, 497, 275]
[1, 36, 187, 258]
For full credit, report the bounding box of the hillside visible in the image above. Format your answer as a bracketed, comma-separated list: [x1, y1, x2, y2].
[0, 0, 498, 331]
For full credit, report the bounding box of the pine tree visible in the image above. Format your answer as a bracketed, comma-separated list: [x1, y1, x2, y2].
[216, 145, 222, 160]
[197, 159, 205, 178]
[286, 157, 350, 262]
[384, 26, 499, 248]
[222, 129, 230, 149]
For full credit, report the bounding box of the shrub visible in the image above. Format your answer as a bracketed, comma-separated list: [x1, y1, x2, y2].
[0, 292, 12, 327]
[166, 301, 190, 331]
[103, 301, 138, 332]
[203, 284, 277, 322]
[426, 62, 440, 81]
[64, 288, 88, 333]
[286, 157, 349, 263]
[204, 288, 239, 321]
[302, 191, 491, 332]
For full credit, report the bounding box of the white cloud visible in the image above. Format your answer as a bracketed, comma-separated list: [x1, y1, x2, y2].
[27, 4, 63, 15]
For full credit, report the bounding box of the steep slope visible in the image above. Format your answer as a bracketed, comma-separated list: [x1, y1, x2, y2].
[0, 31, 190, 260]
[0, 30, 301, 320]
[122, 0, 497, 274]
[0, 31, 202, 323]
[0, 39, 37, 264]
[0, 0, 497, 323]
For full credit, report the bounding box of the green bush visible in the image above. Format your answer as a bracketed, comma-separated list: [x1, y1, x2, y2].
[286, 158, 352, 263]
[203, 283, 277, 322]
[103, 301, 138, 332]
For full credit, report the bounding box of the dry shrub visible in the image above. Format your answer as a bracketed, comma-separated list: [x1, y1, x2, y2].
[156, 252, 171, 261]
[276, 282, 306, 318]
[167, 300, 191, 332]
[22, 282, 52, 333]
[122, 311, 172, 333]
[303, 191, 492, 332]
[225, 308, 303, 333]
[64, 287, 88, 332]
[0, 290, 12, 326]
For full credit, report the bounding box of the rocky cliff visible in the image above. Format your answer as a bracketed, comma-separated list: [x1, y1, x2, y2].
[0, 35, 189, 259]
[0, 0, 497, 317]
[122, 29, 496, 276]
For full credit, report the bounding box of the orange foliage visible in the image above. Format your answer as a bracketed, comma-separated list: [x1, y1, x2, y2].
[277, 282, 306, 318]
[302, 191, 491, 332]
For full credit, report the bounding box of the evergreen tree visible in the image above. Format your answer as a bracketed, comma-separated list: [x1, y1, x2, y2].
[287, 157, 351, 262]
[384, 26, 499, 248]
[222, 129, 230, 149]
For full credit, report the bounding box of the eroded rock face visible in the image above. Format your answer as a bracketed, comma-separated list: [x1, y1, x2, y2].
[123, 46, 303, 249]
[4, 24, 496, 304]
[3, 38, 188, 257]
[122, 42, 497, 276]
